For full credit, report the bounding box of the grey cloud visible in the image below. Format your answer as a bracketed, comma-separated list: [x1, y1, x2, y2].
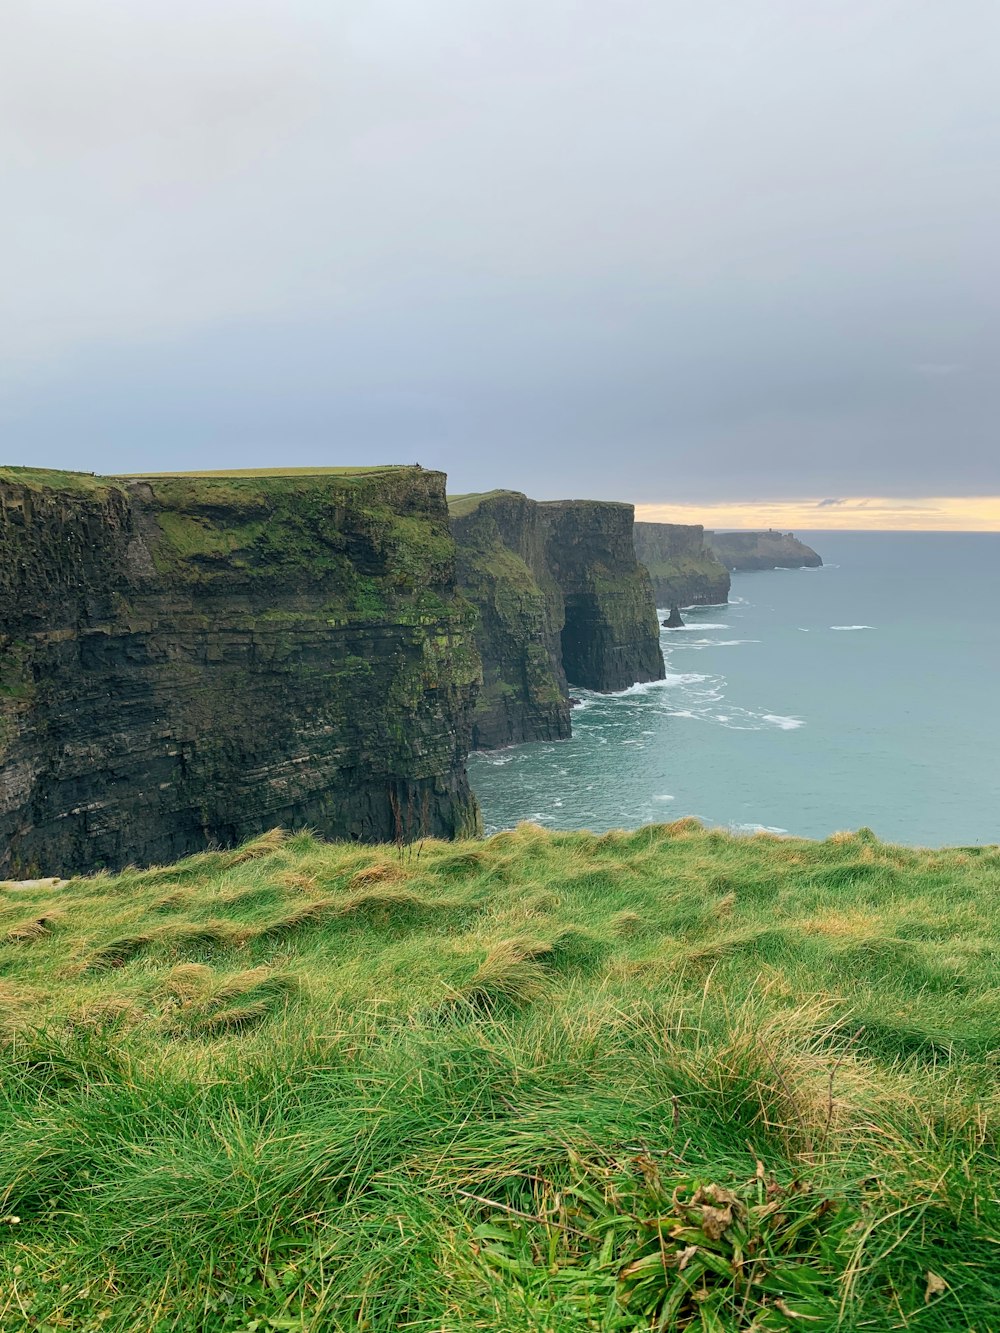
[2, 1, 999, 500]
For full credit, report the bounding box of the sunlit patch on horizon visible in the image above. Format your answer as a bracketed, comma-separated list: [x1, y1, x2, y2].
[634, 496, 1000, 532]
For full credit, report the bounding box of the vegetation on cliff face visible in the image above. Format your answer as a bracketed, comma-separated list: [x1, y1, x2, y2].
[1, 821, 997, 1330]
[0, 467, 480, 876]
[450, 493, 664, 749]
[633, 522, 731, 608]
[708, 531, 823, 572]
[449, 491, 569, 750]
[540, 501, 664, 694]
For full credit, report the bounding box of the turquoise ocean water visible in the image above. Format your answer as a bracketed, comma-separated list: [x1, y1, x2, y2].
[468, 533, 1000, 846]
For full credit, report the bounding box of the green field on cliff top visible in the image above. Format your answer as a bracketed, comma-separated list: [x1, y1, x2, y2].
[2, 822, 999, 1331]
[0, 465, 410, 491]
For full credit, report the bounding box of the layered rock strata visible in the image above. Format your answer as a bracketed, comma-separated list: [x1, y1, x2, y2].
[450, 492, 664, 747]
[633, 522, 731, 607]
[539, 500, 665, 693]
[0, 466, 481, 876]
[708, 530, 823, 570]
[448, 491, 570, 750]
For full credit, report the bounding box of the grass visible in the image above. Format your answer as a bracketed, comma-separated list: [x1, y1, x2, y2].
[119, 467, 409, 479]
[2, 821, 999, 1330]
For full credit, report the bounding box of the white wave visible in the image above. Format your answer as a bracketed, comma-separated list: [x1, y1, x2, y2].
[599, 677, 676, 698]
[652, 794, 675, 802]
[683, 639, 761, 649]
[761, 713, 805, 730]
[797, 628, 810, 632]
[830, 625, 874, 631]
[663, 623, 730, 631]
[730, 822, 789, 835]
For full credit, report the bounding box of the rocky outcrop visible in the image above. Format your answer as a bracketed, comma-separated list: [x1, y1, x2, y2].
[449, 492, 664, 747]
[708, 530, 822, 571]
[0, 465, 481, 877]
[633, 522, 731, 607]
[663, 607, 685, 629]
[539, 501, 665, 693]
[448, 491, 570, 750]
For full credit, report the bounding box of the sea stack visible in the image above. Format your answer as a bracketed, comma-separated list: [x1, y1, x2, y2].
[663, 606, 685, 628]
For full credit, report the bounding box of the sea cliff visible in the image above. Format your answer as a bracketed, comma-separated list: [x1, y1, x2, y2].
[0, 466, 481, 876]
[633, 521, 731, 607]
[540, 500, 665, 693]
[448, 491, 570, 750]
[708, 530, 822, 570]
[450, 492, 664, 748]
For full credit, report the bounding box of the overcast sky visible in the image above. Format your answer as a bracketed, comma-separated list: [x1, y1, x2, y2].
[2, 0, 998, 505]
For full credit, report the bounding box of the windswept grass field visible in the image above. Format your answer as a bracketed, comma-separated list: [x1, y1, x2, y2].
[2, 821, 999, 1331]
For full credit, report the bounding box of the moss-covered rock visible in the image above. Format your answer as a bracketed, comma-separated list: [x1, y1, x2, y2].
[449, 491, 570, 750]
[0, 466, 480, 875]
[633, 522, 731, 607]
[539, 501, 665, 693]
[450, 492, 664, 746]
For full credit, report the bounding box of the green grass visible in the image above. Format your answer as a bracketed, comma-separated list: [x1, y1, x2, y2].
[0, 467, 115, 494]
[2, 821, 999, 1331]
[447, 489, 526, 518]
[119, 467, 408, 479]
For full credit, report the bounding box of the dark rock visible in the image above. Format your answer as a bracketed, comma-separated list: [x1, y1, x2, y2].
[449, 491, 665, 745]
[633, 522, 730, 608]
[663, 606, 685, 628]
[448, 490, 570, 751]
[0, 465, 481, 877]
[707, 530, 823, 571]
[539, 500, 665, 693]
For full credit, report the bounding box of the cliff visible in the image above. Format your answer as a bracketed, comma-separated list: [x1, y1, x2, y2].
[539, 500, 665, 693]
[633, 522, 731, 607]
[448, 491, 570, 750]
[0, 465, 481, 876]
[708, 530, 823, 571]
[449, 492, 664, 746]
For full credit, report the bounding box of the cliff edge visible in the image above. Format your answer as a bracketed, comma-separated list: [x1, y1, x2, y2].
[0, 465, 481, 876]
[450, 492, 664, 747]
[448, 491, 570, 750]
[633, 522, 731, 607]
[708, 530, 822, 571]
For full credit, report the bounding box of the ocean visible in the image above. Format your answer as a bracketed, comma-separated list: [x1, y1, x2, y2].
[467, 532, 1000, 847]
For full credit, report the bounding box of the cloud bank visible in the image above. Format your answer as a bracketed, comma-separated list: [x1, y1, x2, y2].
[2, 1, 998, 506]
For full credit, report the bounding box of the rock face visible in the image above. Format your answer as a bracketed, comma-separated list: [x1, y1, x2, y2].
[708, 530, 823, 571]
[450, 492, 664, 747]
[448, 491, 570, 750]
[540, 501, 665, 693]
[633, 522, 731, 607]
[0, 466, 481, 877]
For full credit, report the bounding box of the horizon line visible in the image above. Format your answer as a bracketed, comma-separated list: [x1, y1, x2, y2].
[634, 496, 1000, 533]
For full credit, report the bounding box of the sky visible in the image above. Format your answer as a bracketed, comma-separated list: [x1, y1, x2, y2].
[3, 1, 999, 524]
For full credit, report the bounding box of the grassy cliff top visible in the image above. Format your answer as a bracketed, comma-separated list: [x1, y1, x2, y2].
[1, 821, 997, 1329]
[447, 488, 528, 517]
[0, 465, 118, 494]
[121, 465, 408, 479]
[0, 465, 421, 495]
